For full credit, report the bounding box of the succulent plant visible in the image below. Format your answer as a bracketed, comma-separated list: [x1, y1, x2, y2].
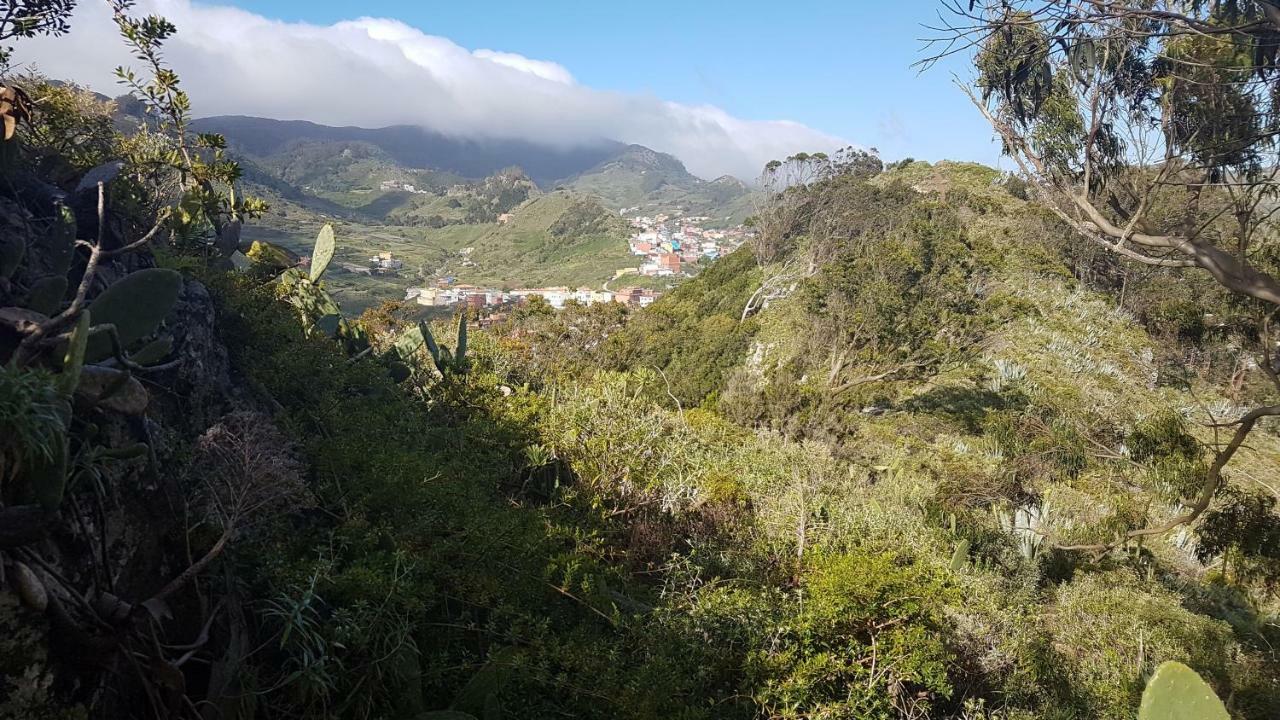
[387, 361, 411, 383]
[310, 224, 335, 282]
[25, 275, 67, 316]
[58, 311, 91, 397]
[455, 311, 468, 366]
[39, 206, 77, 278]
[245, 240, 300, 273]
[75, 365, 150, 415]
[129, 335, 174, 366]
[85, 268, 182, 362]
[1138, 661, 1228, 720]
[11, 561, 48, 612]
[949, 539, 970, 572]
[315, 313, 341, 338]
[409, 315, 471, 375]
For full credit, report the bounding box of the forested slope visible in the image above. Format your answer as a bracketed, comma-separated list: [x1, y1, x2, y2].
[2, 3, 1279, 720]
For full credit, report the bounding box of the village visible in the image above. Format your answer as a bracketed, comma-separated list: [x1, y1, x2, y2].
[623, 212, 750, 277]
[327, 211, 751, 312]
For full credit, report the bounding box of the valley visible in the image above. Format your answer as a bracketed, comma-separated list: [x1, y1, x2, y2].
[199, 116, 757, 313]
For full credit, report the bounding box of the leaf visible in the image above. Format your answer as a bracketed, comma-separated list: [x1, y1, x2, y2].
[310, 224, 335, 282]
[420, 321, 441, 363]
[1138, 661, 1229, 720]
[85, 268, 182, 361]
[0, 306, 48, 333]
[59, 311, 91, 397]
[25, 276, 67, 316]
[0, 234, 24, 278]
[455, 312, 468, 364]
[129, 335, 174, 366]
[315, 314, 341, 337]
[42, 205, 77, 276]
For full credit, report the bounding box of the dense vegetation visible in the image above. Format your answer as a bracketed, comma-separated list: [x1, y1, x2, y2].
[1, 2, 1278, 720]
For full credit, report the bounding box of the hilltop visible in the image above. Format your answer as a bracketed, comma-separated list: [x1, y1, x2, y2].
[563, 144, 755, 224]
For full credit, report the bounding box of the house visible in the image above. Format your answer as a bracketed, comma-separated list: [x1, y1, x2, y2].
[657, 253, 681, 274]
[370, 252, 404, 272]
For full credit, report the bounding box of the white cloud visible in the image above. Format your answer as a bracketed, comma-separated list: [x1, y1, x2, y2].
[13, 0, 848, 179]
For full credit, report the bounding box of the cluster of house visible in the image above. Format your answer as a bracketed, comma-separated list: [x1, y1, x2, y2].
[378, 179, 431, 194]
[627, 214, 750, 277]
[337, 251, 405, 276]
[405, 283, 659, 310]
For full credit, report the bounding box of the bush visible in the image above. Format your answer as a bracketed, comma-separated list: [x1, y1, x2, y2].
[747, 550, 958, 719]
[1047, 571, 1236, 719]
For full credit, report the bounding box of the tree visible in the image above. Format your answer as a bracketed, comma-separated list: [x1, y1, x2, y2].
[0, 0, 77, 69]
[742, 147, 884, 321]
[928, 0, 1280, 551]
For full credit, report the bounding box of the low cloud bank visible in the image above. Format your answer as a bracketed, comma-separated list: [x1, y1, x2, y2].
[16, 0, 849, 179]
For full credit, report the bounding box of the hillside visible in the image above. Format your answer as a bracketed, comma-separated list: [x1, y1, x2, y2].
[190, 115, 624, 185]
[5, 73, 1280, 720]
[570, 160, 1280, 717]
[462, 191, 632, 287]
[563, 144, 756, 224]
[239, 189, 634, 312]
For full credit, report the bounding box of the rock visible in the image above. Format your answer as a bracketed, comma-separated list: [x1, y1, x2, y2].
[11, 561, 47, 612]
[76, 365, 150, 415]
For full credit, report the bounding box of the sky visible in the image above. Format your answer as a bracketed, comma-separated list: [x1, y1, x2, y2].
[15, 0, 1004, 180]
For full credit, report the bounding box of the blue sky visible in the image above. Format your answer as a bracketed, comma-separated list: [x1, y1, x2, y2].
[224, 0, 1002, 166]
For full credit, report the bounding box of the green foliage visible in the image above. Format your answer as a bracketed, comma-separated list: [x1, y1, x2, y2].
[748, 551, 957, 719]
[0, 1, 77, 70]
[83, 268, 182, 362]
[1197, 488, 1280, 587]
[0, 367, 64, 480]
[309, 224, 335, 282]
[1049, 572, 1237, 719]
[1138, 661, 1229, 720]
[57, 312, 89, 397]
[609, 248, 762, 406]
[24, 276, 66, 316]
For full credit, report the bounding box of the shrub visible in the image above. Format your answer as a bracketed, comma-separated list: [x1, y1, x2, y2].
[1047, 571, 1236, 719]
[747, 550, 957, 719]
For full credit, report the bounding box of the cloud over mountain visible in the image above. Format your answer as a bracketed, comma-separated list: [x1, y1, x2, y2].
[15, 0, 848, 180]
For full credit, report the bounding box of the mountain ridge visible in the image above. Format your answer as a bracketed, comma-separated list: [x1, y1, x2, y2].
[190, 115, 626, 186]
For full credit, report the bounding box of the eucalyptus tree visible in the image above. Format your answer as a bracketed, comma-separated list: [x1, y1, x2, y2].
[928, 1, 1280, 551]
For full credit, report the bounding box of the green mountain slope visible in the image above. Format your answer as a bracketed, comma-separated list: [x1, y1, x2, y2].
[563, 144, 755, 224]
[461, 191, 633, 287]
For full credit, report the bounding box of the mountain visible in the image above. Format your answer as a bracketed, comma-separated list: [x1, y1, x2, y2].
[191, 115, 624, 186]
[193, 116, 756, 223]
[561, 145, 756, 223]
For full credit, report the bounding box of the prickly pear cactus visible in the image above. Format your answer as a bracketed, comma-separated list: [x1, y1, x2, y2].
[85, 268, 182, 361]
[1138, 661, 1229, 720]
[58, 311, 90, 397]
[310, 224, 335, 282]
[24, 276, 67, 316]
[949, 539, 970, 572]
[455, 312, 468, 365]
[40, 206, 77, 277]
[420, 321, 442, 365]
